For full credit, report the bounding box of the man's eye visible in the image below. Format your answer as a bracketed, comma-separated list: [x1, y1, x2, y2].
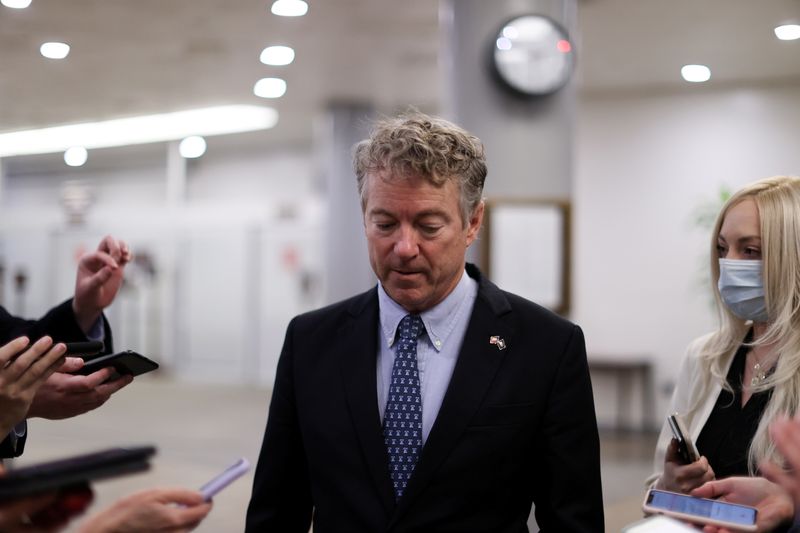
[375, 222, 394, 231]
[420, 225, 441, 234]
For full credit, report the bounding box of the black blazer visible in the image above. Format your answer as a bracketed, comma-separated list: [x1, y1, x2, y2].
[0, 300, 113, 458]
[246, 265, 603, 532]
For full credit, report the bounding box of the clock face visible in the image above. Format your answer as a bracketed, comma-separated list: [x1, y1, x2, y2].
[492, 15, 575, 96]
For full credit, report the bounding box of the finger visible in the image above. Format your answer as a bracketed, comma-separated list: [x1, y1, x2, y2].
[171, 501, 213, 527]
[118, 241, 132, 265]
[57, 357, 85, 373]
[79, 368, 116, 389]
[7, 337, 56, 381]
[770, 420, 800, 471]
[98, 235, 122, 262]
[80, 250, 119, 272]
[80, 266, 115, 294]
[150, 488, 206, 506]
[0, 336, 31, 366]
[94, 375, 133, 397]
[692, 481, 719, 499]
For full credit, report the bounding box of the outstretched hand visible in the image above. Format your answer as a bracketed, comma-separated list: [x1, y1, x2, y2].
[691, 476, 793, 533]
[27, 358, 133, 420]
[72, 235, 132, 334]
[78, 487, 212, 533]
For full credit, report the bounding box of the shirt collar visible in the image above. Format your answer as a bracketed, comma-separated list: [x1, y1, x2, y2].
[377, 269, 475, 352]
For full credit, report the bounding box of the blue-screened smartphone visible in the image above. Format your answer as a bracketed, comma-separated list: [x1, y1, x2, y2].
[643, 489, 757, 532]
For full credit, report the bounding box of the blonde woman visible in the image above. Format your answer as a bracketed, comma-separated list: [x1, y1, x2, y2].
[649, 176, 800, 494]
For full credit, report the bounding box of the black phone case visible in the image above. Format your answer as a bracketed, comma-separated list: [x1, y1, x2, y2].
[0, 446, 156, 500]
[73, 350, 159, 378]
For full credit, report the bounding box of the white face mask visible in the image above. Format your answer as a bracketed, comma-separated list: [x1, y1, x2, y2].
[718, 258, 769, 322]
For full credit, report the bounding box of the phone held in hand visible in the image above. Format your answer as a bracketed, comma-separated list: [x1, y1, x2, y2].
[70, 350, 159, 380]
[643, 488, 757, 532]
[667, 413, 700, 464]
[199, 458, 250, 501]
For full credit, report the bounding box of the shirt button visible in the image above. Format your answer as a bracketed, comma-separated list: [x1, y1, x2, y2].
[434, 339, 442, 348]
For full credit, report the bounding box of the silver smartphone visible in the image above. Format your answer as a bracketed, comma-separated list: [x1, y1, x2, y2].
[643, 488, 757, 532]
[667, 413, 700, 464]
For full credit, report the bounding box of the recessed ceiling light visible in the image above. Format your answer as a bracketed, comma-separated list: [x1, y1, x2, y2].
[254, 77, 287, 98]
[260, 45, 295, 66]
[0, 105, 278, 157]
[271, 0, 308, 17]
[681, 64, 711, 83]
[64, 147, 88, 167]
[40, 42, 70, 59]
[1, 0, 32, 8]
[179, 136, 207, 159]
[774, 24, 800, 41]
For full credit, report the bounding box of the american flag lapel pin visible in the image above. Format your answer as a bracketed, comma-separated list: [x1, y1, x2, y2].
[489, 336, 506, 350]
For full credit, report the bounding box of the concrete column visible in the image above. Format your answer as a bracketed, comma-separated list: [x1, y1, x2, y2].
[440, 0, 577, 194]
[317, 103, 377, 304]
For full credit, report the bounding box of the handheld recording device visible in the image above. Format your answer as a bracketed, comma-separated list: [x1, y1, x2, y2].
[643, 488, 757, 532]
[71, 350, 159, 380]
[199, 458, 250, 501]
[63, 341, 104, 357]
[667, 413, 700, 464]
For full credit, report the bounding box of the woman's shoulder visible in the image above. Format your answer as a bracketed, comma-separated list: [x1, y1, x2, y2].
[684, 331, 717, 361]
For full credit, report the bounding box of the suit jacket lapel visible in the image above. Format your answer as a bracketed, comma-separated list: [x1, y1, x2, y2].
[338, 289, 397, 515]
[390, 275, 514, 524]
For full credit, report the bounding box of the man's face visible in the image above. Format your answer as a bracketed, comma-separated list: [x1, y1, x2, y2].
[363, 172, 483, 313]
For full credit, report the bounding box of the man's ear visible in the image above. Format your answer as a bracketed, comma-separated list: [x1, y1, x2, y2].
[465, 201, 485, 246]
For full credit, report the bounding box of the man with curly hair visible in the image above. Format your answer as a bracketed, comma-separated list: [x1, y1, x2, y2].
[246, 112, 603, 532]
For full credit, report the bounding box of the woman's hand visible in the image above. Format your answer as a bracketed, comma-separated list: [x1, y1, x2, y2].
[691, 476, 793, 533]
[657, 438, 716, 493]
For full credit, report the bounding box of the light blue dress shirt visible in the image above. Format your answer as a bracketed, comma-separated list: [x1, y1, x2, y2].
[377, 269, 478, 444]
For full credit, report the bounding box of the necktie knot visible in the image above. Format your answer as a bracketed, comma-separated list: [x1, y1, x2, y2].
[398, 314, 424, 342]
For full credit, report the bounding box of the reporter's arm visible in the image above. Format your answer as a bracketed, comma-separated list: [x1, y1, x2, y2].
[77, 488, 212, 533]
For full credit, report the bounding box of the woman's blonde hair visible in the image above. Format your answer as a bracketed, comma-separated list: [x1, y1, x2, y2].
[697, 175, 800, 473]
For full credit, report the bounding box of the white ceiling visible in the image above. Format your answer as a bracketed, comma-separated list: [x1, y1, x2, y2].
[0, 0, 798, 151]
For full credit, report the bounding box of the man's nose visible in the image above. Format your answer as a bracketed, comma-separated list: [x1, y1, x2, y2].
[394, 228, 419, 258]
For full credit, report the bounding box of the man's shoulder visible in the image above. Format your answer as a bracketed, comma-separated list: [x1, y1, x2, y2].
[475, 272, 576, 335]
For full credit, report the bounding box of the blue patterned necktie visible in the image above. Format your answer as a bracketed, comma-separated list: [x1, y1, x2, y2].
[383, 314, 425, 500]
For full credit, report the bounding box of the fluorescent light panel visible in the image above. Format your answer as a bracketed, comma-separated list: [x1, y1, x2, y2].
[1, 0, 32, 8]
[0, 105, 278, 157]
[774, 24, 800, 41]
[40, 42, 70, 59]
[271, 0, 308, 17]
[681, 64, 711, 83]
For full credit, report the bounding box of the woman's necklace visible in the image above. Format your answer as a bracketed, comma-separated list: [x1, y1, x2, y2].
[749, 350, 773, 386]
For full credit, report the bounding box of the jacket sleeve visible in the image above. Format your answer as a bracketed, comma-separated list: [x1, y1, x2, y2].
[533, 325, 605, 532]
[646, 335, 710, 488]
[0, 300, 113, 352]
[245, 317, 313, 532]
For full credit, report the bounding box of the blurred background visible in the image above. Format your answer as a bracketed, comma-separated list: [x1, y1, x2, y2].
[1, 0, 799, 530]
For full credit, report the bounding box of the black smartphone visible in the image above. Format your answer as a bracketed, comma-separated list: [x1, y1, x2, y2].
[63, 341, 104, 357]
[0, 446, 156, 500]
[71, 350, 159, 379]
[643, 488, 757, 531]
[668, 413, 700, 464]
